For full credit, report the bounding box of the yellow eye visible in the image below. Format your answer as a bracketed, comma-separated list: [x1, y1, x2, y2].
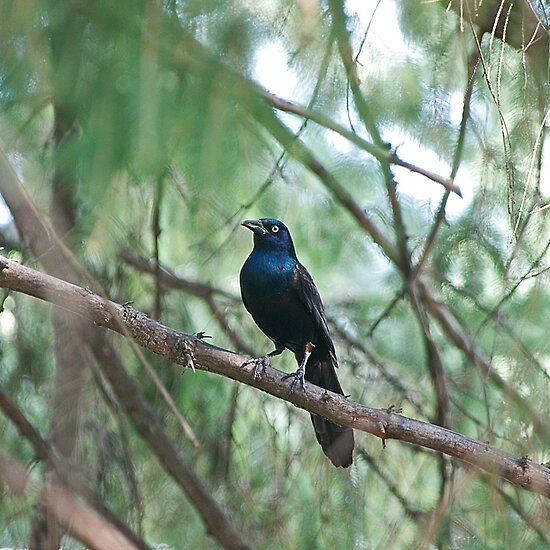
[271, 225, 279, 233]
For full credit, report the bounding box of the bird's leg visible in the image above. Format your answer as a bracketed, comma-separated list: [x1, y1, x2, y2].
[241, 344, 285, 380]
[282, 342, 315, 393]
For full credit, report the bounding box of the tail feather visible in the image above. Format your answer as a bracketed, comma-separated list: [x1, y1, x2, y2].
[305, 355, 354, 468]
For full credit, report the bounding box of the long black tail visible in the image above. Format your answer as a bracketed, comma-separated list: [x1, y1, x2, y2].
[305, 355, 354, 468]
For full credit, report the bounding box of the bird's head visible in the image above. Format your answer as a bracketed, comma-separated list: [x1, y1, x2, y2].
[241, 218, 296, 255]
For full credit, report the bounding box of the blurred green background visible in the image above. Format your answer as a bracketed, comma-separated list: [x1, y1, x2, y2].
[1, 0, 549, 548]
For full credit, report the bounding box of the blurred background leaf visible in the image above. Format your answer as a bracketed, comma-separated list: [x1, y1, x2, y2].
[1, 0, 549, 547]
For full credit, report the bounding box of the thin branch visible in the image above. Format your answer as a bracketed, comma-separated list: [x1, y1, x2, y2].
[120, 251, 254, 355]
[365, 290, 406, 338]
[357, 446, 425, 521]
[470, 23, 516, 227]
[417, 279, 550, 444]
[512, 106, 550, 238]
[409, 284, 450, 428]
[415, 49, 480, 275]
[3, 255, 550, 498]
[262, 91, 462, 196]
[120, 250, 238, 303]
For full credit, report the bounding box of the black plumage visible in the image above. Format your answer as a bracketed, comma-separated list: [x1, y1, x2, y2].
[239, 218, 354, 468]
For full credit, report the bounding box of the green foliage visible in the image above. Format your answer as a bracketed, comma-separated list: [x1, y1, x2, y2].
[0, 0, 549, 548]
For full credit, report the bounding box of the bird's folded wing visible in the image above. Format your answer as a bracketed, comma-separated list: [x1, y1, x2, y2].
[293, 262, 336, 359]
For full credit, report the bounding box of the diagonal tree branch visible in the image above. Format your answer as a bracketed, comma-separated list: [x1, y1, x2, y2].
[0, 455, 143, 550]
[417, 279, 550, 444]
[82, 330, 250, 550]
[2, 254, 550, 499]
[120, 250, 254, 355]
[0, 148, 250, 550]
[262, 91, 462, 196]
[0, 389, 149, 550]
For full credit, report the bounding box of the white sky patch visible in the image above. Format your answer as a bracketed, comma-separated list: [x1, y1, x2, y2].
[449, 92, 465, 127]
[254, 41, 298, 99]
[254, 41, 304, 132]
[540, 132, 550, 198]
[346, 0, 407, 57]
[0, 309, 16, 339]
[0, 197, 11, 225]
[385, 126, 472, 218]
[0, 154, 21, 225]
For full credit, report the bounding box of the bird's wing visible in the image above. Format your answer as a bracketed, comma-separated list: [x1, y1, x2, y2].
[293, 262, 336, 359]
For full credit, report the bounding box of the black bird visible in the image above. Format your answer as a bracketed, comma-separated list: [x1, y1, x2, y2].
[239, 218, 354, 468]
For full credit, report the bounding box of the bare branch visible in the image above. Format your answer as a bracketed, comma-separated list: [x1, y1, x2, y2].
[3, 254, 550, 498]
[120, 250, 238, 303]
[0, 455, 144, 550]
[263, 91, 462, 197]
[0, 390, 149, 550]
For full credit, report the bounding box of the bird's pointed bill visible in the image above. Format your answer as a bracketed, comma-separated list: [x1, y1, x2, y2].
[241, 219, 267, 235]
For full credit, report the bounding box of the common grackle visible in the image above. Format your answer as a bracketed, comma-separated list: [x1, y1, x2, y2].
[240, 218, 354, 468]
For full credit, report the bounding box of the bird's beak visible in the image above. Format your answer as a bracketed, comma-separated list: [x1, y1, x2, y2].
[241, 219, 267, 235]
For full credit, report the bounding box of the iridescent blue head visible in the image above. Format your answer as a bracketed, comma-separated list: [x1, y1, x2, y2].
[241, 218, 297, 256]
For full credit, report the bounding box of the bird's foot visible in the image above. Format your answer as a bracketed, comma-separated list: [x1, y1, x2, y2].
[241, 355, 270, 380]
[282, 366, 306, 393]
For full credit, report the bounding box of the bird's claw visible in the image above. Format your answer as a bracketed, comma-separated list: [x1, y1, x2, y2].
[241, 355, 270, 380]
[282, 367, 306, 393]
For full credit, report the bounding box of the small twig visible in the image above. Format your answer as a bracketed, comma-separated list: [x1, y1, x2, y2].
[357, 446, 425, 520]
[415, 50, 480, 276]
[330, 319, 428, 417]
[365, 290, 406, 337]
[417, 279, 550, 444]
[263, 91, 462, 196]
[120, 250, 238, 302]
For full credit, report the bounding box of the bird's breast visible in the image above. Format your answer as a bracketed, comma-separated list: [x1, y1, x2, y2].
[240, 251, 295, 296]
[240, 250, 315, 349]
